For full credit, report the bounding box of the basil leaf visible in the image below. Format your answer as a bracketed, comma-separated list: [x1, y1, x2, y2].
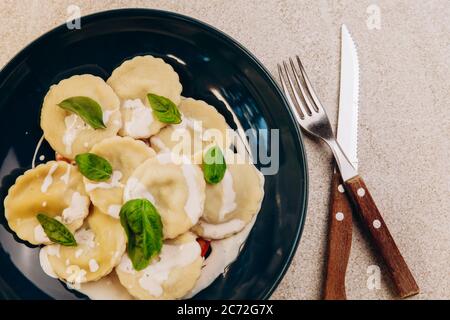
[36, 213, 77, 246]
[58, 96, 106, 129]
[119, 199, 163, 271]
[147, 93, 182, 124]
[202, 146, 227, 184]
[75, 153, 112, 181]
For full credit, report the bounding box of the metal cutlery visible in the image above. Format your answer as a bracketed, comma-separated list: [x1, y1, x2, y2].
[323, 24, 359, 300]
[278, 49, 419, 298]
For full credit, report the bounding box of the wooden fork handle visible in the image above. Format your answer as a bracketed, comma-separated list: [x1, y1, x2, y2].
[344, 175, 419, 298]
[324, 171, 353, 300]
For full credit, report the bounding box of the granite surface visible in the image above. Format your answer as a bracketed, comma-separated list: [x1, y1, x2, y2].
[0, 0, 448, 300]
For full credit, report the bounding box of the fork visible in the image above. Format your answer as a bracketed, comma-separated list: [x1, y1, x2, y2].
[278, 56, 419, 298]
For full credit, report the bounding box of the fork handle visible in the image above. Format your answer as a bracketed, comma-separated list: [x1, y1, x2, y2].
[344, 175, 419, 298]
[324, 171, 353, 300]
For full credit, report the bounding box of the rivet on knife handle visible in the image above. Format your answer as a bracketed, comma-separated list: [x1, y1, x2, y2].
[324, 171, 353, 300]
[344, 175, 420, 298]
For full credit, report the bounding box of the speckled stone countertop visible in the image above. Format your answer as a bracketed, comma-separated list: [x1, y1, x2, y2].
[1, 0, 449, 299]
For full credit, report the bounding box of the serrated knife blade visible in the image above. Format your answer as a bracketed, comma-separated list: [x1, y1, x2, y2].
[337, 24, 359, 170]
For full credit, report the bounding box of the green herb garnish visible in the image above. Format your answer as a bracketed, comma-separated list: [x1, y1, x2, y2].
[58, 96, 106, 129]
[36, 213, 77, 246]
[147, 93, 182, 124]
[75, 153, 112, 182]
[202, 146, 226, 184]
[119, 199, 163, 271]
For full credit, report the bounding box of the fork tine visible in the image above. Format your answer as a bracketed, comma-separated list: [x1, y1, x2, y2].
[277, 64, 304, 121]
[290, 57, 319, 114]
[296, 56, 321, 112]
[282, 61, 307, 118]
[288, 57, 313, 115]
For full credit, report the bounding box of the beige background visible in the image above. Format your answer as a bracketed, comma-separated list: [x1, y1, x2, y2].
[1, 0, 449, 299]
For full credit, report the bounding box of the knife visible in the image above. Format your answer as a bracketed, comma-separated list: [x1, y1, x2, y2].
[323, 24, 358, 300]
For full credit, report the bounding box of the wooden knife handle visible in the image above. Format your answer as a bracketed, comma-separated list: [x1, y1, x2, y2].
[344, 175, 419, 298]
[324, 171, 353, 300]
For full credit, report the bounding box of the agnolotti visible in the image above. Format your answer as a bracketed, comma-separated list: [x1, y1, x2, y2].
[151, 97, 231, 162]
[116, 232, 202, 300]
[123, 153, 205, 239]
[192, 154, 265, 240]
[41, 207, 126, 284]
[83, 136, 155, 219]
[107, 55, 183, 138]
[4, 161, 90, 245]
[40, 74, 122, 159]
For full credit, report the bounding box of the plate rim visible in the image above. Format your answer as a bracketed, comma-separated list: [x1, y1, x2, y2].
[0, 8, 309, 300]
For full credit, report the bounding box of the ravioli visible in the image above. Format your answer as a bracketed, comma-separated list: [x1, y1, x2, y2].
[192, 155, 265, 239]
[40, 74, 122, 159]
[107, 55, 182, 138]
[43, 206, 127, 285]
[123, 153, 205, 239]
[4, 161, 90, 245]
[151, 97, 230, 162]
[116, 232, 202, 300]
[83, 136, 155, 218]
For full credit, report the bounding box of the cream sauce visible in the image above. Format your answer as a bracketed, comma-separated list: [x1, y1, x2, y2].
[122, 99, 154, 138]
[123, 177, 155, 203]
[199, 219, 246, 239]
[218, 170, 237, 221]
[107, 205, 122, 219]
[85, 170, 123, 192]
[39, 246, 58, 278]
[34, 224, 50, 243]
[60, 164, 71, 185]
[118, 240, 201, 297]
[40, 162, 58, 193]
[61, 191, 90, 224]
[63, 114, 87, 155]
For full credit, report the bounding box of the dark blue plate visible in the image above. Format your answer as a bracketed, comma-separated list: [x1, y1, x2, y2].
[0, 9, 307, 300]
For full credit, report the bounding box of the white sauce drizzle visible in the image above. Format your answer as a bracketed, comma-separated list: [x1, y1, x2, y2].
[102, 109, 116, 125]
[175, 116, 203, 133]
[122, 99, 154, 138]
[118, 255, 135, 274]
[39, 247, 58, 278]
[66, 265, 87, 289]
[61, 192, 90, 224]
[60, 164, 71, 184]
[85, 170, 123, 192]
[75, 248, 84, 258]
[181, 163, 203, 224]
[63, 114, 87, 155]
[119, 241, 200, 297]
[47, 244, 61, 257]
[200, 219, 246, 239]
[34, 224, 50, 243]
[31, 134, 45, 168]
[218, 171, 237, 221]
[107, 205, 122, 219]
[74, 228, 96, 248]
[89, 259, 100, 273]
[123, 177, 155, 203]
[41, 162, 58, 193]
